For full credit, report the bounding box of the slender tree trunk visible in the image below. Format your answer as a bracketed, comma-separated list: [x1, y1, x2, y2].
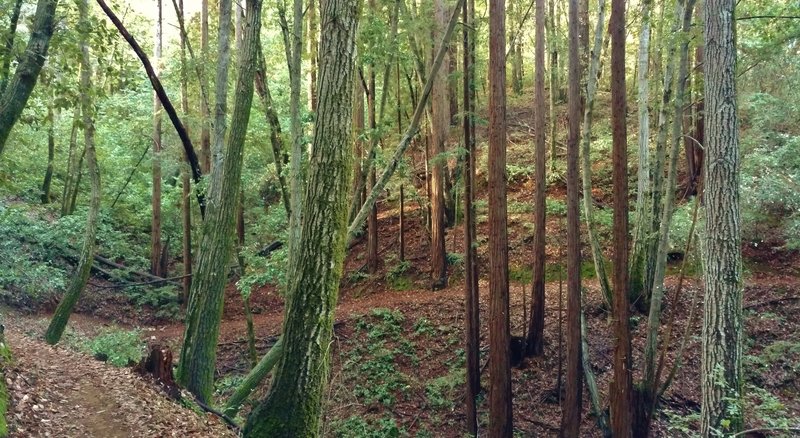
[200, 0, 211, 173]
[67, 147, 85, 216]
[488, 0, 512, 435]
[526, 0, 547, 358]
[367, 26, 379, 274]
[61, 106, 81, 216]
[178, 0, 192, 304]
[151, 0, 164, 278]
[308, 0, 318, 113]
[430, 0, 449, 290]
[350, 78, 365, 225]
[399, 184, 405, 261]
[462, 0, 479, 433]
[286, 0, 306, 264]
[223, 338, 284, 417]
[45, 0, 100, 345]
[0, 0, 24, 94]
[548, 0, 558, 174]
[0, 0, 59, 155]
[41, 105, 55, 204]
[177, 0, 260, 403]
[562, 1, 583, 436]
[701, 0, 742, 434]
[242, 1, 359, 434]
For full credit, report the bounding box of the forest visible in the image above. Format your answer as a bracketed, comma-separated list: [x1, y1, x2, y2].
[0, 0, 798, 436]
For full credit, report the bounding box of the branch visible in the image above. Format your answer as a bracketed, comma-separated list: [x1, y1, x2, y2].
[95, 0, 206, 215]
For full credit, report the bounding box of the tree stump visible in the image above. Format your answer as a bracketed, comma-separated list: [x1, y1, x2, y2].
[135, 345, 180, 400]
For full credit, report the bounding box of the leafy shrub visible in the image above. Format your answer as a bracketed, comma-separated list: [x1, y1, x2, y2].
[331, 415, 407, 438]
[88, 328, 145, 367]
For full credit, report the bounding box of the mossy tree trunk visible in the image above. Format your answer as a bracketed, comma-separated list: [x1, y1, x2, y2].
[45, 0, 100, 346]
[0, 0, 58, 155]
[701, 0, 743, 434]
[242, 1, 360, 434]
[177, 0, 260, 403]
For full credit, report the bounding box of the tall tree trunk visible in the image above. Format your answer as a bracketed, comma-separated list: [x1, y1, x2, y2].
[562, 1, 583, 436]
[0, 0, 58, 155]
[430, 0, 449, 290]
[45, 0, 100, 345]
[177, 0, 260, 403]
[241, 1, 358, 434]
[609, 0, 632, 435]
[41, 105, 55, 204]
[462, 0, 479, 433]
[488, 0, 512, 435]
[525, 0, 547, 358]
[701, 0, 742, 434]
[629, 0, 653, 304]
[151, 0, 164, 278]
[61, 106, 81, 216]
[178, 0, 192, 304]
[200, 0, 211, 173]
[367, 17, 379, 274]
[286, 0, 306, 265]
[0, 0, 24, 94]
[548, 0, 558, 174]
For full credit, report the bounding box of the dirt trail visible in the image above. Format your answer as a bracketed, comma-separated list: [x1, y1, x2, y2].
[3, 322, 235, 438]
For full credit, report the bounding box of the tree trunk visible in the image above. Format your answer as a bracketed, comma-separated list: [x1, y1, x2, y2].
[462, 0, 479, 433]
[548, 0, 558, 174]
[45, 0, 100, 345]
[701, 0, 743, 434]
[241, 1, 358, 434]
[223, 338, 283, 417]
[200, 0, 211, 173]
[609, 0, 632, 435]
[41, 105, 55, 204]
[308, 0, 318, 113]
[178, 0, 192, 304]
[488, 0, 512, 435]
[286, 0, 306, 266]
[151, 0, 164, 278]
[61, 106, 81, 216]
[430, 0, 449, 290]
[177, 0, 260, 403]
[562, 0, 583, 436]
[367, 33, 379, 274]
[525, 0, 547, 358]
[0, 0, 24, 94]
[0, 0, 58, 155]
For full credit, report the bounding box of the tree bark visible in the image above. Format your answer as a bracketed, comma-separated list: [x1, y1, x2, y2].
[462, 0, 479, 433]
[0, 0, 24, 94]
[241, 1, 359, 434]
[177, 0, 260, 403]
[488, 0, 512, 435]
[308, 0, 318, 113]
[45, 0, 101, 345]
[429, 0, 449, 290]
[286, 0, 306, 268]
[548, 0, 558, 174]
[178, 0, 192, 304]
[701, 0, 743, 434]
[562, 1, 584, 436]
[609, 0, 632, 434]
[0, 0, 58, 155]
[41, 105, 55, 204]
[200, 0, 211, 173]
[526, 0, 547, 358]
[151, 0, 164, 278]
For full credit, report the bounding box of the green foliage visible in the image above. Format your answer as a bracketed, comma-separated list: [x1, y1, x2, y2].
[331, 415, 408, 438]
[424, 369, 463, 410]
[509, 264, 532, 284]
[127, 286, 181, 320]
[385, 259, 412, 291]
[88, 328, 145, 367]
[546, 198, 567, 216]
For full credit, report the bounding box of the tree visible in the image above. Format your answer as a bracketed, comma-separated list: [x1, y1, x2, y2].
[701, 0, 743, 434]
[200, 0, 211, 173]
[562, 0, 583, 435]
[430, 0, 449, 290]
[0, 0, 24, 94]
[242, 0, 360, 435]
[45, 0, 101, 345]
[177, 0, 261, 403]
[151, 0, 164, 278]
[609, 0, 632, 434]
[178, 0, 192, 303]
[462, 0, 479, 433]
[0, 0, 59, 155]
[488, 0, 512, 435]
[525, 0, 547, 357]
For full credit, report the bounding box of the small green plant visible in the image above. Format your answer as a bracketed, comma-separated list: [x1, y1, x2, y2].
[348, 270, 370, 283]
[446, 252, 464, 267]
[509, 264, 532, 284]
[425, 369, 464, 410]
[546, 198, 567, 216]
[88, 328, 145, 367]
[386, 260, 413, 290]
[332, 415, 407, 438]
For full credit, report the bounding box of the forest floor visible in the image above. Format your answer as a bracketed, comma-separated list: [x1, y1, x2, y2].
[4, 92, 800, 436]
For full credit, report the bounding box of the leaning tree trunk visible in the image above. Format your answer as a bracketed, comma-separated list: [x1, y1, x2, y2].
[45, 0, 100, 345]
[177, 0, 260, 404]
[0, 0, 59, 155]
[701, 0, 743, 434]
[241, 1, 359, 434]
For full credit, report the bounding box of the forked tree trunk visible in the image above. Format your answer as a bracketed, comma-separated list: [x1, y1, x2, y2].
[701, 0, 743, 434]
[525, 0, 547, 358]
[0, 0, 59, 155]
[45, 0, 100, 346]
[488, 0, 512, 435]
[241, 2, 359, 434]
[177, 0, 260, 403]
[562, 0, 583, 436]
